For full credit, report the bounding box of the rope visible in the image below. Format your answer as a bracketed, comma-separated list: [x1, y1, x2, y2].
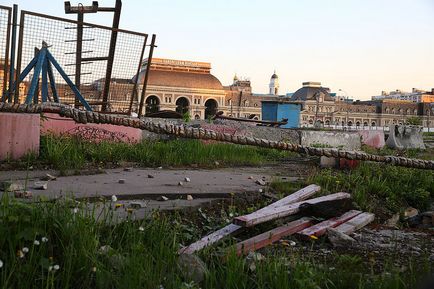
[1, 102, 433, 170]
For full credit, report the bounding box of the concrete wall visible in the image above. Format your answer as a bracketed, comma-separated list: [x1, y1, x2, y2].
[41, 113, 142, 143]
[300, 130, 361, 150]
[0, 113, 40, 160]
[358, 130, 385, 149]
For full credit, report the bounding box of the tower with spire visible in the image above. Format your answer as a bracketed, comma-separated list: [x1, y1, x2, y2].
[269, 71, 279, 95]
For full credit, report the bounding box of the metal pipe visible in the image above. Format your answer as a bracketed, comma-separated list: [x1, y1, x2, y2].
[14, 10, 24, 103]
[138, 34, 156, 117]
[128, 34, 148, 114]
[1, 5, 12, 101]
[101, 0, 122, 111]
[74, 12, 83, 108]
[8, 4, 17, 103]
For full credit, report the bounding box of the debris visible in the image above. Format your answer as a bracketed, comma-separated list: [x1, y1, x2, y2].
[184, 177, 191, 183]
[404, 207, 419, 218]
[421, 211, 434, 226]
[158, 196, 169, 201]
[180, 185, 321, 254]
[235, 218, 312, 255]
[40, 173, 57, 181]
[248, 176, 253, 180]
[157, 166, 163, 170]
[385, 213, 400, 228]
[258, 188, 263, 193]
[234, 192, 351, 227]
[186, 194, 194, 201]
[178, 181, 183, 186]
[298, 198, 354, 219]
[111, 195, 118, 202]
[334, 212, 375, 235]
[123, 167, 133, 172]
[177, 253, 207, 284]
[255, 179, 266, 186]
[33, 181, 48, 190]
[327, 228, 356, 247]
[128, 202, 146, 209]
[118, 179, 126, 184]
[0, 181, 24, 192]
[298, 210, 362, 238]
[14, 191, 33, 198]
[147, 174, 155, 178]
[214, 161, 220, 166]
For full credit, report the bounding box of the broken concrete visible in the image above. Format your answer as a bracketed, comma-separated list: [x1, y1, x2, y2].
[386, 125, 425, 150]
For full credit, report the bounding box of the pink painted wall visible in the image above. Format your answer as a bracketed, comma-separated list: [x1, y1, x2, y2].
[358, 130, 385, 149]
[0, 113, 40, 160]
[41, 113, 142, 143]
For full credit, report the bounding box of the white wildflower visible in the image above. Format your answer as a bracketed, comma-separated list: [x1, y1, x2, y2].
[22, 247, 29, 253]
[73, 208, 79, 214]
[41, 237, 48, 243]
[17, 250, 25, 258]
[53, 264, 60, 271]
[111, 195, 118, 202]
[0, 259, 3, 268]
[48, 266, 53, 271]
[33, 240, 40, 246]
[139, 226, 145, 232]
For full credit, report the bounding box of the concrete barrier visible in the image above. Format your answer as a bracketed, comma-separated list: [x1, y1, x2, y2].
[358, 130, 385, 149]
[41, 113, 142, 143]
[300, 130, 361, 150]
[0, 113, 40, 160]
[385, 125, 425, 150]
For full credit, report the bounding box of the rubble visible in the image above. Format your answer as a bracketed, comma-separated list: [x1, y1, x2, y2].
[14, 191, 33, 198]
[177, 253, 207, 284]
[184, 177, 191, 183]
[327, 228, 356, 247]
[40, 173, 57, 181]
[255, 179, 266, 186]
[118, 179, 126, 184]
[186, 194, 194, 201]
[158, 196, 169, 201]
[33, 181, 48, 190]
[0, 181, 24, 192]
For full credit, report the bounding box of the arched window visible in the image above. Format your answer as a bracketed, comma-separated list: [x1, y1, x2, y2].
[145, 95, 160, 114]
[176, 97, 190, 114]
[204, 99, 218, 119]
[371, 121, 376, 127]
[363, 122, 368, 127]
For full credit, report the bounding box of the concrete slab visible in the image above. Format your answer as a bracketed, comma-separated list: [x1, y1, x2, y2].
[0, 113, 40, 160]
[0, 168, 270, 200]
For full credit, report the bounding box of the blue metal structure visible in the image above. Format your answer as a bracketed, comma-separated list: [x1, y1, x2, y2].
[8, 42, 92, 111]
[262, 101, 301, 128]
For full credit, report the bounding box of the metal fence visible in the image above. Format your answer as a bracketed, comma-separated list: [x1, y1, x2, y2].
[0, 5, 11, 99]
[14, 10, 148, 113]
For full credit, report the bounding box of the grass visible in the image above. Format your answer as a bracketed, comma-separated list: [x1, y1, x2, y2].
[2, 135, 294, 172]
[0, 195, 431, 289]
[307, 163, 434, 215]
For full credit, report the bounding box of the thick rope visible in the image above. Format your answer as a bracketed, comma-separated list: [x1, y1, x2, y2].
[1, 102, 433, 170]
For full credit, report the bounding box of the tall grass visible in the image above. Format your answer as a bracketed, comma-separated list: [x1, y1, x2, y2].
[38, 135, 292, 171]
[308, 163, 434, 213]
[0, 195, 430, 289]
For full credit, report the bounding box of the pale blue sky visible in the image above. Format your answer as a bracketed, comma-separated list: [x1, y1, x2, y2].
[2, 0, 434, 99]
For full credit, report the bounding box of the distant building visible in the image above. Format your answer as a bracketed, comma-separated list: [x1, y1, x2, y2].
[372, 88, 434, 103]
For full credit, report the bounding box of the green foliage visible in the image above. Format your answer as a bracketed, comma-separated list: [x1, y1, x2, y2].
[183, 112, 191, 123]
[406, 116, 422, 126]
[37, 135, 292, 172]
[0, 195, 430, 289]
[308, 163, 434, 213]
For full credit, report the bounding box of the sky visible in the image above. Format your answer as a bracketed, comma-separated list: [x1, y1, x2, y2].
[2, 0, 434, 100]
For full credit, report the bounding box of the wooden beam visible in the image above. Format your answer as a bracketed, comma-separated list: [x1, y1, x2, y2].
[179, 184, 320, 254]
[233, 192, 351, 227]
[255, 184, 320, 213]
[235, 217, 312, 255]
[334, 212, 375, 234]
[179, 223, 242, 254]
[297, 210, 362, 238]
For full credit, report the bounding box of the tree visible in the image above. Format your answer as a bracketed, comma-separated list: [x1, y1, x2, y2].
[406, 116, 422, 126]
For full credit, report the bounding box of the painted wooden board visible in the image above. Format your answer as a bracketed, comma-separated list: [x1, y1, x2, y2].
[233, 192, 351, 227]
[297, 210, 362, 238]
[334, 212, 375, 234]
[235, 217, 312, 255]
[179, 223, 242, 254]
[180, 184, 320, 254]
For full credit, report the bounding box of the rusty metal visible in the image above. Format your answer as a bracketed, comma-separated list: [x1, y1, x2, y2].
[138, 34, 156, 117]
[128, 34, 148, 114]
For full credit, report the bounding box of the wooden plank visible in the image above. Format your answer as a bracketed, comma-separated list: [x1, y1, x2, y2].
[297, 210, 362, 238]
[179, 184, 320, 254]
[179, 223, 242, 254]
[233, 192, 351, 227]
[255, 184, 320, 213]
[235, 217, 312, 255]
[334, 212, 375, 235]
